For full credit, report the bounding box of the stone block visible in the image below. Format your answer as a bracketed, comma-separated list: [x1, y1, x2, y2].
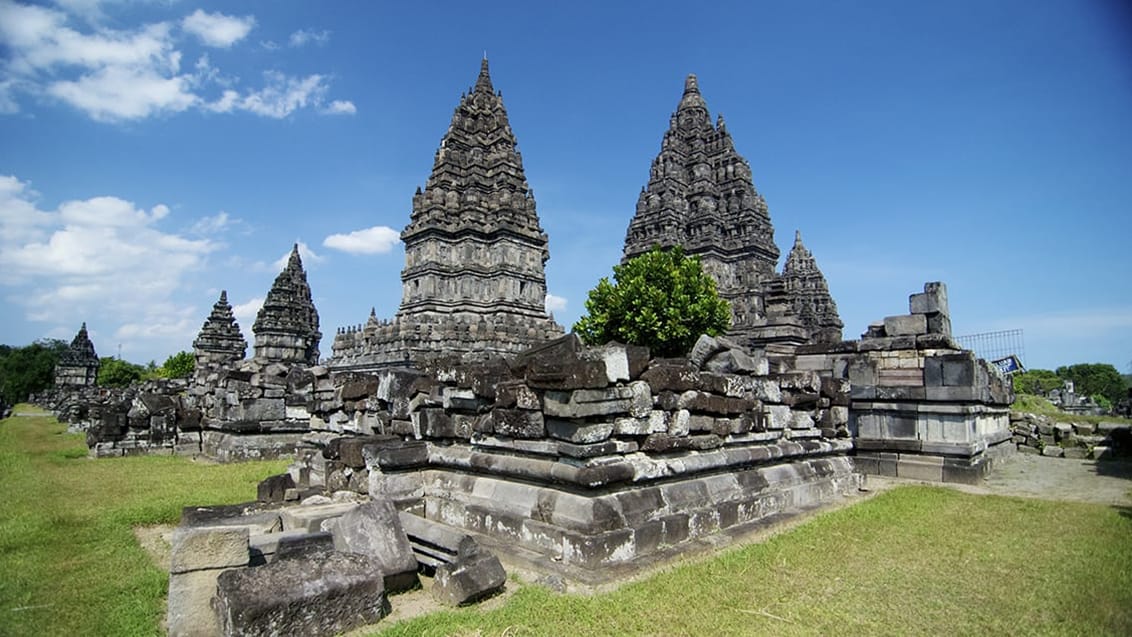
[170, 526, 249, 574]
[256, 474, 295, 503]
[1041, 446, 1064, 458]
[640, 364, 700, 393]
[280, 502, 358, 533]
[167, 568, 225, 637]
[884, 314, 927, 337]
[433, 536, 507, 606]
[909, 282, 949, 316]
[1072, 422, 1097, 435]
[940, 354, 975, 387]
[896, 455, 943, 481]
[689, 334, 726, 369]
[331, 498, 419, 592]
[490, 409, 545, 438]
[214, 552, 389, 637]
[546, 419, 614, 444]
[1062, 447, 1089, 460]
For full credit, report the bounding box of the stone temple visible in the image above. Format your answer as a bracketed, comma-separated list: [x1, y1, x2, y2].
[623, 74, 842, 349]
[54, 322, 99, 387]
[253, 244, 321, 366]
[330, 59, 563, 371]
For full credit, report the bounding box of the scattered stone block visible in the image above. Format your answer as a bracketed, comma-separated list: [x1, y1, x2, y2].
[433, 536, 507, 606]
[214, 551, 389, 637]
[330, 498, 419, 592]
[256, 473, 295, 503]
[169, 526, 250, 574]
[280, 502, 358, 533]
[1041, 446, 1064, 458]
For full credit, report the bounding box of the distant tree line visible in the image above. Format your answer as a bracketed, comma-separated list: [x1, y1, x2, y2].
[0, 342, 195, 404]
[1013, 363, 1128, 411]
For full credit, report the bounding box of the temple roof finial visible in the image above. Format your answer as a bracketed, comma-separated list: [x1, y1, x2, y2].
[794, 229, 803, 245]
[475, 56, 493, 94]
[219, 290, 228, 303]
[684, 74, 699, 94]
[678, 73, 707, 112]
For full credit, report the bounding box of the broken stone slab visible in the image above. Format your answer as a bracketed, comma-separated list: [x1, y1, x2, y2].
[331, 498, 419, 592]
[688, 334, 727, 369]
[214, 551, 389, 637]
[883, 314, 928, 337]
[433, 535, 507, 606]
[180, 502, 283, 535]
[279, 502, 358, 533]
[249, 529, 334, 565]
[256, 473, 295, 503]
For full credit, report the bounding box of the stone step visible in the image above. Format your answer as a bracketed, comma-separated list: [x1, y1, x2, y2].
[398, 511, 467, 568]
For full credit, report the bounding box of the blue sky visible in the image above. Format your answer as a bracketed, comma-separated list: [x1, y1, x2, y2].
[0, 0, 1129, 373]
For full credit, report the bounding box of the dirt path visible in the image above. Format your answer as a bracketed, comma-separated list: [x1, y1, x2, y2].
[867, 453, 1132, 506]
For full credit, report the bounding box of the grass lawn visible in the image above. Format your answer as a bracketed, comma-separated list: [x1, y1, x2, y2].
[2, 408, 1131, 636]
[0, 407, 288, 636]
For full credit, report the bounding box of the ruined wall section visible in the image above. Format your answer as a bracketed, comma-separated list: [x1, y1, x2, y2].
[794, 282, 1014, 483]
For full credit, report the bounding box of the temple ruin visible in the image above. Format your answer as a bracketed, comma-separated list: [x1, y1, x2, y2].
[329, 59, 562, 372]
[623, 75, 842, 350]
[54, 322, 99, 387]
[35, 61, 1028, 636]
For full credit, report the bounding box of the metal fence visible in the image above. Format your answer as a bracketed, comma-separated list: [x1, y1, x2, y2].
[954, 329, 1026, 368]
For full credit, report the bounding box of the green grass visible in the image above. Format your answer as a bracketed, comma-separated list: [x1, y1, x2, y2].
[3, 409, 1132, 636]
[0, 407, 288, 636]
[374, 497, 1132, 636]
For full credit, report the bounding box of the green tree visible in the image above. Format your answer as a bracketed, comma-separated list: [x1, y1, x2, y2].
[158, 351, 195, 378]
[573, 246, 731, 357]
[0, 339, 68, 404]
[1055, 363, 1127, 405]
[97, 357, 145, 388]
[1012, 369, 1063, 396]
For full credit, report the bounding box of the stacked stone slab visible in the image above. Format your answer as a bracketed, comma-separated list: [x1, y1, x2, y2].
[54, 322, 99, 387]
[1010, 412, 1130, 459]
[253, 244, 321, 366]
[794, 282, 1014, 483]
[622, 75, 842, 349]
[330, 59, 562, 372]
[286, 334, 860, 581]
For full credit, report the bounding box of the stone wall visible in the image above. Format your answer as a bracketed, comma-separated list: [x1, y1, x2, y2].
[793, 282, 1014, 483]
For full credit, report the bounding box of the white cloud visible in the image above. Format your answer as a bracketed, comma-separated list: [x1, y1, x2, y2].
[232, 296, 264, 325]
[288, 28, 329, 48]
[0, 173, 217, 359]
[181, 9, 254, 48]
[323, 225, 399, 255]
[0, 1, 353, 121]
[322, 99, 356, 115]
[545, 293, 567, 314]
[235, 71, 330, 118]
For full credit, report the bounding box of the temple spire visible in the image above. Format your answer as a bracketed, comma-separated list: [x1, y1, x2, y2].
[474, 56, 493, 94]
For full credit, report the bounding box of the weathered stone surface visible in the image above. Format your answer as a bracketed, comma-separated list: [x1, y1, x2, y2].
[253, 244, 321, 365]
[214, 551, 388, 637]
[168, 568, 225, 637]
[170, 526, 249, 574]
[257, 473, 295, 503]
[490, 409, 545, 438]
[883, 314, 927, 337]
[433, 536, 507, 606]
[330, 499, 419, 592]
[280, 502, 358, 533]
[546, 419, 614, 444]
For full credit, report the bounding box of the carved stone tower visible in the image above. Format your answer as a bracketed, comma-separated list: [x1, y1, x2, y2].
[330, 59, 562, 371]
[193, 290, 248, 377]
[54, 322, 100, 387]
[253, 245, 321, 365]
[779, 231, 843, 343]
[623, 74, 780, 342]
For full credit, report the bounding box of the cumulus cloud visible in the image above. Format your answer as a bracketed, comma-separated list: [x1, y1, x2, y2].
[323, 226, 400, 255]
[231, 296, 264, 325]
[0, 0, 353, 121]
[288, 28, 329, 47]
[545, 293, 567, 314]
[181, 9, 254, 48]
[0, 173, 217, 358]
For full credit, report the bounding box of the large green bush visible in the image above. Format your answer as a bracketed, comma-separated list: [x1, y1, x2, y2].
[573, 246, 730, 357]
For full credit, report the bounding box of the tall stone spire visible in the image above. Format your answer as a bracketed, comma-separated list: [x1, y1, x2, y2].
[330, 59, 562, 371]
[193, 290, 247, 373]
[253, 244, 321, 365]
[55, 322, 99, 387]
[623, 74, 780, 341]
[780, 231, 843, 343]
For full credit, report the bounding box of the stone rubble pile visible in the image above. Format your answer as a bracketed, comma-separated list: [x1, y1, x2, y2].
[1009, 412, 1131, 459]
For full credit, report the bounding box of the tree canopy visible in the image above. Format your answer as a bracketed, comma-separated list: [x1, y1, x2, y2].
[97, 357, 145, 388]
[573, 246, 731, 357]
[156, 351, 194, 378]
[1055, 363, 1127, 405]
[0, 339, 68, 404]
